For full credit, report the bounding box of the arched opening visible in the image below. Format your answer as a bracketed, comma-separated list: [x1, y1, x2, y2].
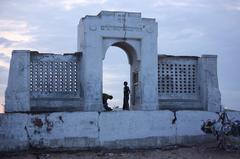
[103, 46, 130, 110]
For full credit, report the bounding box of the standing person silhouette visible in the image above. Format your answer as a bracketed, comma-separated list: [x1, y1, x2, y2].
[123, 81, 130, 110]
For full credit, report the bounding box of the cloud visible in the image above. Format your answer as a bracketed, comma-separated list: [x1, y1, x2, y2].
[0, 37, 16, 47]
[0, 53, 10, 70]
[153, 0, 191, 7]
[104, 73, 128, 80]
[42, 0, 108, 10]
[0, 60, 9, 70]
[0, 20, 36, 43]
[223, 1, 240, 11]
[0, 19, 37, 65]
[0, 32, 34, 43]
[0, 64, 8, 85]
[62, 0, 107, 10]
[0, 53, 10, 63]
[176, 28, 204, 40]
[161, 28, 205, 42]
[0, 105, 4, 113]
[0, 20, 30, 31]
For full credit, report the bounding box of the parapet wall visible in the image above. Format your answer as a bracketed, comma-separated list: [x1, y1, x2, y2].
[158, 55, 221, 112]
[0, 110, 230, 153]
[5, 50, 83, 113]
[5, 51, 221, 113]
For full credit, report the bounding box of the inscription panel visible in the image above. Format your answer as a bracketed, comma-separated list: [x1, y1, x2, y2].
[100, 25, 143, 31]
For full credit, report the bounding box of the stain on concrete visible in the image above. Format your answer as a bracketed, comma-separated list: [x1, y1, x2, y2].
[32, 118, 43, 128]
[45, 114, 53, 133]
[172, 112, 177, 124]
[59, 116, 64, 123]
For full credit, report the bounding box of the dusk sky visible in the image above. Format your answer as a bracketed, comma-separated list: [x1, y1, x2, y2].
[0, 0, 240, 111]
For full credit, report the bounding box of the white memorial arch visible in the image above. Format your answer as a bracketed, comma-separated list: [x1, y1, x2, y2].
[78, 11, 158, 111]
[5, 11, 221, 113]
[1, 11, 224, 153]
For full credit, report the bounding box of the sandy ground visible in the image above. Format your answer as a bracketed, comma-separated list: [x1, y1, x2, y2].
[1, 143, 240, 159]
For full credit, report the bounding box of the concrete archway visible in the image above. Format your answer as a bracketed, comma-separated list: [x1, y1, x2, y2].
[78, 11, 158, 111]
[102, 46, 130, 109]
[103, 40, 139, 65]
[103, 40, 139, 109]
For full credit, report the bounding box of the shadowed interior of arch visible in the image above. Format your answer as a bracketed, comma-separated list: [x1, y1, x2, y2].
[103, 46, 130, 110]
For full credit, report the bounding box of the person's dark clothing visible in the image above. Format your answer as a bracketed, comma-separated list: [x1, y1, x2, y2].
[123, 86, 130, 110]
[102, 93, 113, 111]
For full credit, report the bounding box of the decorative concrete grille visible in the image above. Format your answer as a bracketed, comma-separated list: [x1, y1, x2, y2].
[30, 54, 80, 98]
[158, 56, 199, 99]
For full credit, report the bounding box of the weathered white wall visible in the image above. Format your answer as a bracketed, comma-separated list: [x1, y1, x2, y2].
[1, 110, 234, 153]
[5, 50, 31, 112]
[176, 111, 218, 145]
[26, 112, 99, 149]
[99, 111, 176, 149]
[157, 55, 221, 112]
[0, 113, 29, 152]
[5, 51, 83, 113]
[0, 112, 99, 152]
[200, 55, 221, 112]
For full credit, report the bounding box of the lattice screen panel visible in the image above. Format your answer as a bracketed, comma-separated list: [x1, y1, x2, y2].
[30, 54, 79, 98]
[158, 57, 199, 99]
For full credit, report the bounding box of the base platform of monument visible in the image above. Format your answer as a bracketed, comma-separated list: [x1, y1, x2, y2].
[0, 110, 240, 153]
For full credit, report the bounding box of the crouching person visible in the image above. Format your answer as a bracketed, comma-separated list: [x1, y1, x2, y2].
[102, 93, 113, 111]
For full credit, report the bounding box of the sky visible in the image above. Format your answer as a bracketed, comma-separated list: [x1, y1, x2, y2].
[0, 0, 240, 111]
